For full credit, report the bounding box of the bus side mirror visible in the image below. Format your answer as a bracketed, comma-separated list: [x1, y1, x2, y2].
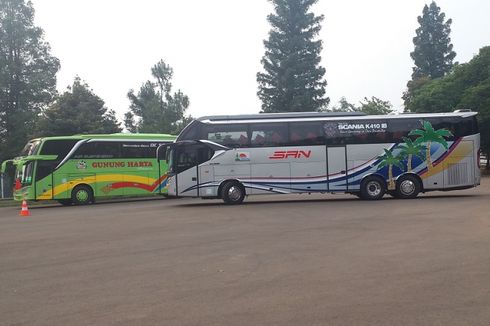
[157, 146, 167, 161]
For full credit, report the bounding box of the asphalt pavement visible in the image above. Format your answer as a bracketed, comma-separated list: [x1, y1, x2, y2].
[1, 179, 489, 326]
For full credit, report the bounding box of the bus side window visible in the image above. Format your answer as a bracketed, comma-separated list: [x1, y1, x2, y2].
[205, 124, 249, 148]
[289, 122, 324, 146]
[74, 142, 121, 159]
[121, 142, 154, 158]
[250, 123, 288, 147]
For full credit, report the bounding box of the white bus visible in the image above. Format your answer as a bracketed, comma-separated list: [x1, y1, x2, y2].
[157, 111, 480, 204]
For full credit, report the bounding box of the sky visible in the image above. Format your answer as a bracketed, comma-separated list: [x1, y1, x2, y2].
[30, 0, 490, 122]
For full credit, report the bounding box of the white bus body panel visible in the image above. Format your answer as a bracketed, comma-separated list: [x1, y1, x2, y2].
[168, 133, 480, 198]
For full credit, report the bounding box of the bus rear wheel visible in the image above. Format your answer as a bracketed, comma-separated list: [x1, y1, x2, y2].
[221, 181, 245, 205]
[360, 176, 386, 200]
[395, 175, 421, 199]
[71, 185, 94, 205]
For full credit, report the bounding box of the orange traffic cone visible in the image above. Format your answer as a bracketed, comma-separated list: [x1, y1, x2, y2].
[19, 199, 30, 216]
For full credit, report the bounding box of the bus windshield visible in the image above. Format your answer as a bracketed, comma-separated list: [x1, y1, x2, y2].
[20, 140, 41, 157]
[17, 162, 34, 186]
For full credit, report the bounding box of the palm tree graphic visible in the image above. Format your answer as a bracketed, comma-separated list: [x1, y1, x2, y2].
[398, 137, 426, 172]
[378, 149, 404, 190]
[408, 121, 453, 172]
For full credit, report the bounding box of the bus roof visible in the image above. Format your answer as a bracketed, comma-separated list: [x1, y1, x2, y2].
[196, 111, 477, 124]
[197, 112, 365, 122]
[29, 133, 176, 142]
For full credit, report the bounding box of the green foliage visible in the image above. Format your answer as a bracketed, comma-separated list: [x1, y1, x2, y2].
[407, 46, 490, 157]
[404, 1, 456, 109]
[358, 97, 393, 115]
[330, 97, 393, 115]
[0, 0, 60, 162]
[329, 97, 357, 112]
[257, 0, 329, 113]
[126, 60, 190, 134]
[410, 1, 456, 80]
[36, 77, 121, 136]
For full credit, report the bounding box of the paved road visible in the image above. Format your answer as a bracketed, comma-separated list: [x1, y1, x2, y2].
[1, 180, 489, 326]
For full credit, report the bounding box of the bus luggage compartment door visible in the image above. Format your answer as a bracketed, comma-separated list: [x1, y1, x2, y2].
[327, 146, 348, 191]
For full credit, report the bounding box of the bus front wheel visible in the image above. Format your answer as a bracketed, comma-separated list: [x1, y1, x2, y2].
[221, 181, 245, 205]
[71, 185, 94, 205]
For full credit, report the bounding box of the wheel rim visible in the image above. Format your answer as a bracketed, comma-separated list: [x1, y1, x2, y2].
[76, 189, 89, 202]
[400, 180, 415, 195]
[366, 181, 382, 197]
[227, 185, 242, 202]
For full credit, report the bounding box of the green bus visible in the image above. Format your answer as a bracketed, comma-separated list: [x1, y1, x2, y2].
[0, 133, 176, 205]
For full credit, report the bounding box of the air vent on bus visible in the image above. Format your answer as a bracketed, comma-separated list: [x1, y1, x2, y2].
[446, 163, 469, 186]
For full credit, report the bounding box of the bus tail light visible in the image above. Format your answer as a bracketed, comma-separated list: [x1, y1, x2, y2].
[477, 149, 481, 169]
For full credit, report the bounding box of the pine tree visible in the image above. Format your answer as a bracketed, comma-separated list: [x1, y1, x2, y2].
[36, 77, 121, 136]
[410, 1, 456, 79]
[257, 0, 328, 113]
[0, 0, 60, 162]
[404, 1, 456, 110]
[125, 60, 190, 134]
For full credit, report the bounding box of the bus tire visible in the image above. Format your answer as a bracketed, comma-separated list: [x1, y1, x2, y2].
[221, 181, 245, 205]
[57, 199, 72, 206]
[396, 175, 421, 199]
[71, 185, 94, 205]
[360, 176, 386, 200]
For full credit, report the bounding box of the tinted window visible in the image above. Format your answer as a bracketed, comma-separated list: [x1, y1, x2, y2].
[177, 120, 203, 141]
[121, 142, 156, 158]
[250, 123, 288, 147]
[387, 119, 419, 142]
[73, 142, 121, 159]
[20, 140, 41, 156]
[204, 124, 249, 147]
[20, 162, 34, 185]
[35, 161, 57, 181]
[289, 122, 324, 145]
[173, 145, 214, 174]
[324, 120, 390, 145]
[426, 116, 478, 139]
[39, 139, 79, 158]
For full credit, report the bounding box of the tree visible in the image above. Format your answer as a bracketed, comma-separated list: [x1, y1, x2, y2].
[0, 0, 60, 162]
[36, 77, 121, 136]
[126, 60, 190, 134]
[406, 46, 490, 163]
[358, 97, 393, 115]
[330, 97, 357, 112]
[410, 1, 456, 79]
[330, 96, 393, 115]
[403, 1, 456, 109]
[257, 0, 328, 113]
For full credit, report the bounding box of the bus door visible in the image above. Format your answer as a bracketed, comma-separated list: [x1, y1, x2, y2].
[172, 143, 214, 197]
[35, 160, 59, 200]
[327, 146, 348, 191]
